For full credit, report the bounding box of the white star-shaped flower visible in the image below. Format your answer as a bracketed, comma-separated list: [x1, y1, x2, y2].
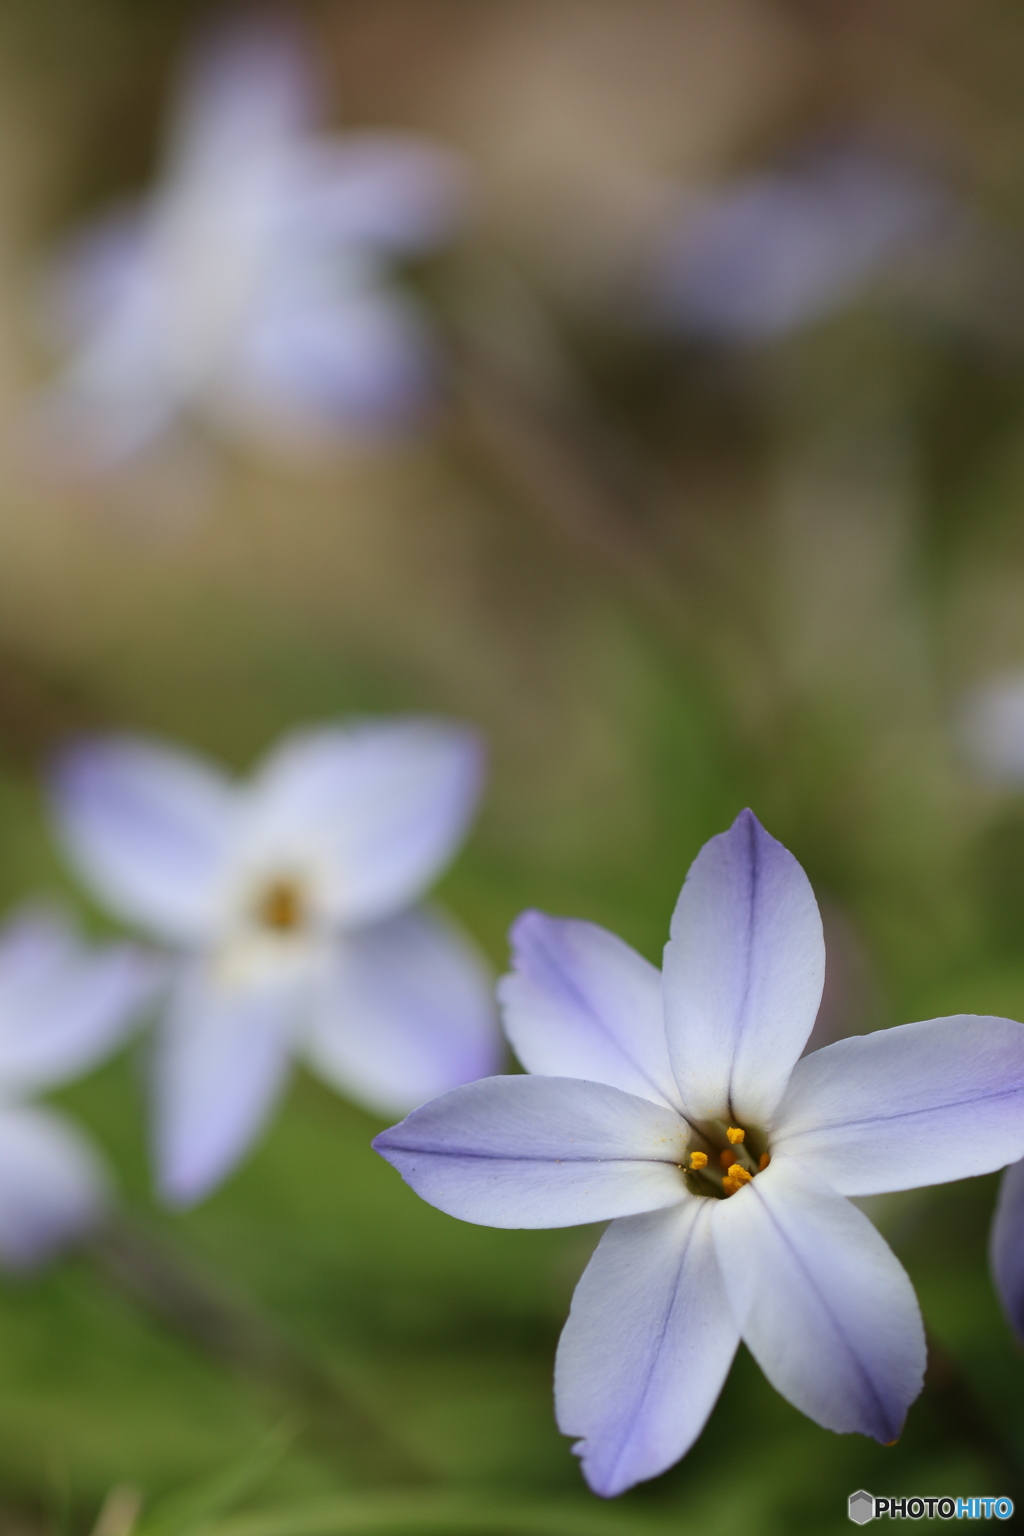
[36, 16, 467, 486]
[376, 810, 1024, 1494]
[50, 719, 500, 1208]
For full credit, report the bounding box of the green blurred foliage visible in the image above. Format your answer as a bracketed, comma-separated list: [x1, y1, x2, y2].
[0, 1, 1022, 1533]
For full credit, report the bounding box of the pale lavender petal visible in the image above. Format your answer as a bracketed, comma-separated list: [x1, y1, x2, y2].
[284, 134, 468, 253]
[223, 282, 438, 439]
[373, 1075, 689, 1228]
[772, 1016, 1024, 1195]
[0, 1105, 109, 1268]
[650, 144, 948, 341]
[304, 906, 501, 1115]
[713, 1158, 925, 1441]
[238, 720, 483, 927]
[43, 204, 150, 348]
[167, 16, 314, 181]
[50, 736, 235, 944]
[991, 1157, 1024, 1344]
[663, 810, 824, 1125]
[0, 907, 160, 1094]
[500, 912, 679, 1110]
[958, 676, 1024, 781]
[153, 963, 298, 1208]
[556, 1200, 738, 1497]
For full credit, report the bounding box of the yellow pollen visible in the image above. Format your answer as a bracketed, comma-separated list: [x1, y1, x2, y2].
[759, 1153, 771, 1171]
[688, 1151, 708, 1170]
[726, 1127, 746, 1145]
[257, 878, 305, 933]
[721, 1175, 741, 1195]
[719, 1149, 737, 1169]
[729, 1165, 753, 1185]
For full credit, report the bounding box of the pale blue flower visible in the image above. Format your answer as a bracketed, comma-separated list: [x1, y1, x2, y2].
[647, 139, 951, 342]
[376, 810, 1024, 1495]
[36, 16, 467, 481]
[0, 905, 155, 1267]
[49, 721, 500, 1209]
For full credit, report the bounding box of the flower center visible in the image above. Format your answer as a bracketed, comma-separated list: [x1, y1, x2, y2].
[683, 1122, 770, 1199]
[254, 876, 306, 933]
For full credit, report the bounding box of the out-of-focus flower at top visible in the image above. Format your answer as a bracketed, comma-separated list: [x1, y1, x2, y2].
[33, 15, 468, 484]
[0, 906, 156, 1268]
[49, 720, 500, 1209]
[375, 810, 1024, 1496]
[644, 137, 956, 343]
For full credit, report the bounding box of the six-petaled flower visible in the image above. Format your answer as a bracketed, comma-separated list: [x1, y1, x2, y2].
[50, 719, 500, 1207]
[34, 15, 467, 492]
[375, 810, 1024, 1495]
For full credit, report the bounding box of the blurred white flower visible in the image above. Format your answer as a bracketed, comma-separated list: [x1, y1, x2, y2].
[645, 137, 954, 342]
[49, 720, 502, 1209]
[34, 15, 468, 485]
[958, 675, 1024, 781]
[0, 906, 155, 1268]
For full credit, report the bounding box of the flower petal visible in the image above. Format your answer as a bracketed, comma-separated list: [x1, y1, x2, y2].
[373, 1075, 689, 1228]
[284, 134, 468, 253]
[663, 809, 825, 1125]
[153, 962, 297, 1207]
[991, 1157, 1024, 1345]
[958, 676, 1024, 782]
[168, 15, 313, 180]
[304, 906, 501, 1115]
[771, 1015, 1024, 1194]
[0, 1105, 109, 1269]
[712, 1158, 925, 1442]
[500, 911, 679, 1110]
[0, 907, 159, 1094]
[50, 735, 234, 943]
[223, 282, 438, 441]
[237, 720, 484, 927]
[556, 1201, 739, 1497]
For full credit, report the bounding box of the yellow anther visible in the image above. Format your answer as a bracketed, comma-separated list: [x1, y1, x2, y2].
[719, 1149, 737, 1169]
[688, 1151, 708, 1171]
[729, 1165, 753, 1185]
[726, 1127, 745, 1145]
[721, 1175, 740, 1196]
[257, 877, 305, 933]
[759, 1153, 771, 1171]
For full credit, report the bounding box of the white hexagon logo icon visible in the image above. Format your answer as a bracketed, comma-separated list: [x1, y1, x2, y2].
[848, 1490, 874, 1525]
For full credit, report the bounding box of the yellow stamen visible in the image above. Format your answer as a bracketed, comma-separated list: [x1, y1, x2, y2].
[759, 1153, 771, 1171]
[688, 1151, 708, 1170]
[721, 1175, 740, 1195]
[257, 878, 305, 933]
[726, 1127, 745, 1145]
[729, 1165, 753, 1186]
[719, 1149, 736, 1169]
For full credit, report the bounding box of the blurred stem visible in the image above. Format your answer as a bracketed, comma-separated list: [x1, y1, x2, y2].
[441, 258, 776, 685]
[90, 1214, 430, 1486]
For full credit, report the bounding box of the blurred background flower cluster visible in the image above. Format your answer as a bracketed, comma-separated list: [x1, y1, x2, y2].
[2, 0, 1024, 1531]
